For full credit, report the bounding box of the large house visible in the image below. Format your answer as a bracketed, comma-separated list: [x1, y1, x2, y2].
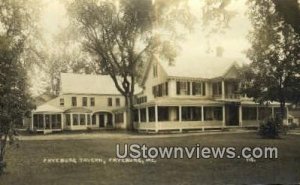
[31, 56, 288, 133]
[31, 73, 130, 132]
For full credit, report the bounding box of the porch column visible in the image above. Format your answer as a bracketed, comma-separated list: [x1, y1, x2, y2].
[222, 105, 225, 127]
[155, 105, 158, 132]
[201, 106, 204, 122]
[70, 113, 73, 129]
[85, 113, 88, 126]
[112, 113, 115, 128]
[239, 106, 243, 127]
[271, 107, 274, 118]
[138, 108, 141, 123]
[179, 106, 182, 122]
[31, 112, 34, 131]
[285, 106, 289, 125]
[146, 107, 149, 123]
[61, 113, 63, 130]
[222, 80, 225, 99]
[43, 114, 46, 130]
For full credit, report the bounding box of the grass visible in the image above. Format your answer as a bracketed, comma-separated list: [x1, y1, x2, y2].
[1, 133, 300, 185]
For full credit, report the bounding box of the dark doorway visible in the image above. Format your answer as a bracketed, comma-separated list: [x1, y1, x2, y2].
[107, 113, 113, 127]
[225, 104, 239, 126]
[99, 114, 105, 128]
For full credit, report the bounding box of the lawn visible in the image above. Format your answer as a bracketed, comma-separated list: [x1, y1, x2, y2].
[1, 133, 300, 185]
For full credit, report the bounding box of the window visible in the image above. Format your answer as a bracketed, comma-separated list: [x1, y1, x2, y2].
[153, 82, 168, 97]
[153, 63, 158, 77]
[182, 107, 202, 121]
[87, 115, 91, 125]
[192, 82, 201, 95]
[92, 115, 96, 125]
[90, 97, 95, 106]
[82, 97, 87, 106]
[137, 96, 147, 104]
[242, 107, 257, 120]
[108, 98, 113, 106]
[212, 82, 222, 96]
[60, 98, 64, 106]
[176, 81, 190, 95]
[73, 114, 79, 125]
[140, 108, 146, 122]
[116, 98, 120, 106]
[45, 115, 50, 129]
[80, 114, 85, 125]
[72, 97, 77, 106]
[204, 107, 223, 121]
[148, 107, 155, 122]
[158, 107, 170, 121]
[66, 114, 71, 126]
[115, 113, 124, 123]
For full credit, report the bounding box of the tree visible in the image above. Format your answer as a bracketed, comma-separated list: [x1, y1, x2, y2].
[0, 0, 36, 175]
[241, 0, 300, 121]
[68, 0, 194, 130]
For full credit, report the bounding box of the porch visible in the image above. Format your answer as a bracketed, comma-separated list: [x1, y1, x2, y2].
[134, 100, 286, 132]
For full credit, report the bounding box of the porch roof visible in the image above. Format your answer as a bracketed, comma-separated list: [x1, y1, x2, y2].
[134, 98, 223, 107]
[33, 104, 63, 113]
[64, 107, 93, 113]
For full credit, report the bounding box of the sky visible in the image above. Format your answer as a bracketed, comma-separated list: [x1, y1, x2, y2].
[39, 0, 251, 59]
[32, 0, 252, 96]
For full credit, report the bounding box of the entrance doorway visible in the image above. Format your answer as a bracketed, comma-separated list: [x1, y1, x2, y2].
[225, 104, 239, 126]
[99, 114, 105, 128]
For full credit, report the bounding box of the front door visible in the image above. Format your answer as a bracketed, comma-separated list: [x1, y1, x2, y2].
[225, 104, 239, 126]
[99, 114, 105, 128]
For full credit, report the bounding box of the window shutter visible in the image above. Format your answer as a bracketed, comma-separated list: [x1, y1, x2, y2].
[165, 82, 168, 96]
[187, 82, 190, 95]
[202, 82, 206, 96]
[176, 81, 180, 95]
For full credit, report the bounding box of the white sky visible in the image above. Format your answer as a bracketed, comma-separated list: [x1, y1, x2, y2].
[33, 0, 251, 96]
[39, 0, 251, 62]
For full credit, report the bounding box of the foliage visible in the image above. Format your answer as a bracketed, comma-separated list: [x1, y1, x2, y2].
[68, 0, 195, 129]
[258, 117, 282, 139]
[0, 0, 35, 175]
[240, 0, 300, 120]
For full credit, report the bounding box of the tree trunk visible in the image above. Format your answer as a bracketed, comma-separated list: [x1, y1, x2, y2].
[124, 95, 135, 131]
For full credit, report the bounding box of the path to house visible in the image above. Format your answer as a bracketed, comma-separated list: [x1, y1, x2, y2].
[18, 129, 257, 141]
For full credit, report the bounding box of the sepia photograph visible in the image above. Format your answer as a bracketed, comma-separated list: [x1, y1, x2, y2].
[0, 0, 299, 184]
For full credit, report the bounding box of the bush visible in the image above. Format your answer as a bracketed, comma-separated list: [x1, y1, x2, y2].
[258, 117, 282, 139]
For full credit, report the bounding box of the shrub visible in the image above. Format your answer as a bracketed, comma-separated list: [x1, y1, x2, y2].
[258, 117, 282, 139]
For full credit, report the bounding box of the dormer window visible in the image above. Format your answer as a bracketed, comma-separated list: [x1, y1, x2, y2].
[82, 97, 87, 106]
[176, 81, 190, 95]
[59, 98, 64, 106]
[72, 97, 77, 106]
[108, 98, 112, 106]
[192, 82, 206, 96]
[90, 97, 95, 106]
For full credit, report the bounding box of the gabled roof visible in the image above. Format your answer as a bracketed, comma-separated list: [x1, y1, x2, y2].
[33, 104, 63, 113]
[60, 73, 142, 95]
[34, 93, 56, 106]
[61, 73, 121, 95]
[159, 55, 242, 79]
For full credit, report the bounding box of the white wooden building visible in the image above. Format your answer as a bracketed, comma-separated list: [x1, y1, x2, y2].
[31, 56, 288, 133]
